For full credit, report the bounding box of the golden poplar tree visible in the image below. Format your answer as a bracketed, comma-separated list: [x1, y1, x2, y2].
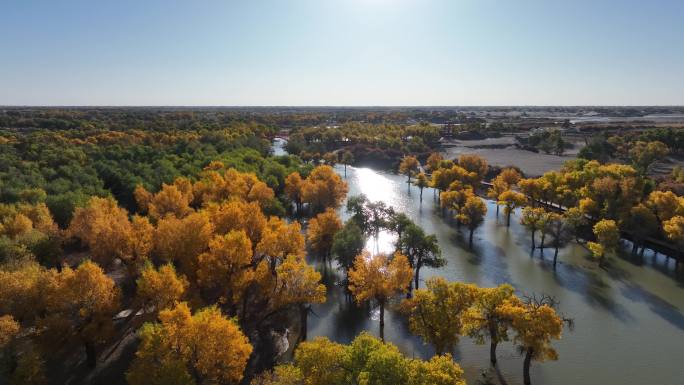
[348, 252, 413, 340]
[127, 302, 253, 385]
[306, 208, 342, 261]
[400, 277, 477, 354]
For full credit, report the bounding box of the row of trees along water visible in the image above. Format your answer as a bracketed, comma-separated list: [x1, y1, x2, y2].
[397, 147, 684, 265]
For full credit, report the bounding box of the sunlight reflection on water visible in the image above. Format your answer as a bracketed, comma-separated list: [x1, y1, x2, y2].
[353, 167, 401, 255]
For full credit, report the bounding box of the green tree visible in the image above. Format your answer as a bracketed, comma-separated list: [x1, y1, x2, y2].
[331, 221, 366, 280]
[399, 223, 445, 290]
[341, 150, 354, 178]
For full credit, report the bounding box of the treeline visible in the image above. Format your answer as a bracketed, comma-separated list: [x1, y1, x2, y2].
[0, 113, 308, 227]
[285, 122, 441, 169]
[579, 127, 681, 164]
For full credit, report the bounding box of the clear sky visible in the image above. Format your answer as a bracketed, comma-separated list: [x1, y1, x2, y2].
[1, 0, 683, 106]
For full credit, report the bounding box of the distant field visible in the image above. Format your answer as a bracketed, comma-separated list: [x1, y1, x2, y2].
[442, 140, 577, 177]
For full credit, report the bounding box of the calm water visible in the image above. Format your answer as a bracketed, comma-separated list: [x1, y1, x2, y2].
[304, 165, 684, 385]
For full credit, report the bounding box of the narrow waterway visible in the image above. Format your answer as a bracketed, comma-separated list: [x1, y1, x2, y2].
[273, 138, 684, 385]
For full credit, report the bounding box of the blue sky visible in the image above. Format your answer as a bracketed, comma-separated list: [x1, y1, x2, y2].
[1, 0, 683, 106]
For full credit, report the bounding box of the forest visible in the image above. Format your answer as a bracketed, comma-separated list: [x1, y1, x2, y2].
[1, 108, 683, 385]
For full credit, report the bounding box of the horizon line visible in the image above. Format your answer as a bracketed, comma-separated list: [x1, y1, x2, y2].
[2, 105, 684, 108]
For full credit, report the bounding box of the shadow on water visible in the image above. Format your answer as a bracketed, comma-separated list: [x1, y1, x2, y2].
[620, 282, 684, 331]
[551, 260, 634, 323]
[329, 298, 370, 343]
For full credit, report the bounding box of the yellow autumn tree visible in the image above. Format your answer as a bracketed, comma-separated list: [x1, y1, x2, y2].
[301, 165, 348, 213]
[256, 217, 305, 269]
[127, 302, 253, 385]
[399, 155, 420, 185]
[414, 172, 430, 203]
[197, 230, 255, 307]
[285, 172, 304, 213]
[503, 298, 565, 385]
[458, 195, 488, 248]
[457, 154, 488, 186]
[348, 252, 413, 340]
[498, 190, 527, 227]
[136, 263, 188, 314]
[154, 211, 214, 281]
[42, 261, 120, 367]
[147, 182, 194, 220]
[0, 314, 20, 347]
[67, 196, 135, 268]
[462, 284, 520, 365]
[258, 255, 327, 340]
[205, 200, 266, 245]
[272, 332, 466, 385]
[400, 277, 477, 354]
[663, 216, 684, 256]
[588, 219, 619, 267]
[306, 208, 343, 261]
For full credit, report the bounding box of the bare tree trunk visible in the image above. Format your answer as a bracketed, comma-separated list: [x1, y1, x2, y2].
[85, 341, 97, 368]
[523, 348, 534, 385]
[489, 322, 498, 365]
[414, 266, 421, 290]
[379, 299, 386, 342]
[469, 228, 474, 249]
[300, 305, 308, 342]
[553, 242, 560, 269]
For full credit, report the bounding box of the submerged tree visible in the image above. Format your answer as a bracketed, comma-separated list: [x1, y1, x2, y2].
[504, 295, 568, 385]
[348, 252, 413, 341]
[520, 207, 546, 252]
[307, 208, 343, 262]
[498, 190, 527, 227]
[463, 284, 520, 365]
[400, 277, 477, 354]
[588, 219, 619, 267]
[414, 172, 430, 203]
[285, 172, 304, 214]
[399, 156, 420, 185]
[399, 223, 444, 290]
[331, 221, 366, 281]
[341, 150, 354, 178]
[546, 213, 571, 268]
[458, 195, 488, 248]
[301, 165, 348, 214]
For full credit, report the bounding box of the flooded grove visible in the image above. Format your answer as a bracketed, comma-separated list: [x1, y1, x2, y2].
[306, 165, 684, 385]
[273, 138, 684, 385]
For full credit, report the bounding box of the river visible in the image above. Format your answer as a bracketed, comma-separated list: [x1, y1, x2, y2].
[273, 139, 684, 385]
